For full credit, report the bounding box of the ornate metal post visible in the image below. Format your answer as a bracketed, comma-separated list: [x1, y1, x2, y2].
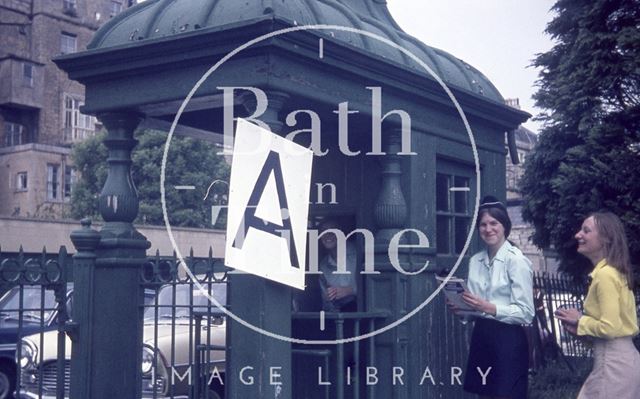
[227, 92, 292, 399]
[70, 219, 100, 398]
[368, 127, 410, 398]
[70, 112, 149, 399]
[374, 127, 408, 245]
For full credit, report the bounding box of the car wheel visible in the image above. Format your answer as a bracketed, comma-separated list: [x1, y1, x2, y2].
[0, 366, 15, 399]
[206, 390, 222, 399]
[208, 372, 224, 399]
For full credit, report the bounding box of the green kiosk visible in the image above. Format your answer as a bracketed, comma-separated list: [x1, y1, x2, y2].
[56, 1, 528, 398]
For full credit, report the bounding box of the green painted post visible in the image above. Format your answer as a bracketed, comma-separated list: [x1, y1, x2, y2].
[69, 219, 100, 399]
[374, 128, 408, 246]
[70, 112, 150, 399]
[227, 91, 292, 399]
[369, 127, 410, 399]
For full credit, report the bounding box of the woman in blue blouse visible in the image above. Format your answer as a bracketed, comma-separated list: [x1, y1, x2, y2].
[459, 196, 535, 398]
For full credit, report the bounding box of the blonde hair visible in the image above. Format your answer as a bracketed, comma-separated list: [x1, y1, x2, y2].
[590, 212, 634, 288]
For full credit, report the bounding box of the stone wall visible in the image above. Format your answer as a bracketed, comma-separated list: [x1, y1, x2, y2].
[0, 217, 227, 256]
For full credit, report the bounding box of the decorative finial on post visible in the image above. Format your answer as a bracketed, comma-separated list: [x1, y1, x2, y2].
[70, 218, 101, 253]
[374, 127, 408, 245]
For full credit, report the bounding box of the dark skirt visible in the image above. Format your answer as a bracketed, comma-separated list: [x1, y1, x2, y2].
[464, 318, 529, 398]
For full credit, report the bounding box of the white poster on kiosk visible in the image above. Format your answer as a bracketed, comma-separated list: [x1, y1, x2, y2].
[224, 118, 313, 290]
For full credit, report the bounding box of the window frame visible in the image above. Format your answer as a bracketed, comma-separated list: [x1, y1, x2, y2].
[60, 32, 77, 54]
[62, 0, 78, 17]
[4, 122, 25, 147]
[63, 93, 95, 142]
[15, 172, 28, 192]
[47, 164, 60, 201]
[435, 160, 476, 257]
[110, 0, 123, 17]
[64, 165, 76, 200]
[22, 62, 34, 87]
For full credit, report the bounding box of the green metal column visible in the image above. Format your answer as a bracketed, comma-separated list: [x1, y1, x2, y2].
[368, 127, 410, 399]
[70, 112, 150, 399]
[227, 92, 292, 399]
[69, 220, 100, 399]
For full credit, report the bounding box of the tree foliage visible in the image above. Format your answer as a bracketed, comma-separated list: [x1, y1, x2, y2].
[521, 0, 640, 274]
[70, 131, 108, 220]
[70, 130, 230, 228]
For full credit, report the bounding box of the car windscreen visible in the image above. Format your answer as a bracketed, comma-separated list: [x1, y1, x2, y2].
[0, 286, 57, 323]
[144, 283, 226, 320]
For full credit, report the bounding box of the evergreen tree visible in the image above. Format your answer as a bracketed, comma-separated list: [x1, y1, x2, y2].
[521, 0, 640, 274]
[70, 130, 230, 228]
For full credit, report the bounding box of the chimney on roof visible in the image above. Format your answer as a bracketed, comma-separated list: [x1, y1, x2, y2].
[505, 98, 521, 109]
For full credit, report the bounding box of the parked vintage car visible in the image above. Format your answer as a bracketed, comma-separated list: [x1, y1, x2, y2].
[18, 281, 226, 399]
[0, 285, 70, 399]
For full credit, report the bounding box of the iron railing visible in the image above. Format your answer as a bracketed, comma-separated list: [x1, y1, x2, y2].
[531, 271, 640, 371]
[291, 311, 390, 399]
[18, 247, 639, 396]
[0, 246, 70, 399]
[3, 246, 392, 399]
[140, 249, 228, 399]
[5, 247, 229, 399]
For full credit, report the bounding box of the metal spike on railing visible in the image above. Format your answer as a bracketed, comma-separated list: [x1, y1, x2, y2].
[17, 245, 24, 267]
[60, 246, 68, 283]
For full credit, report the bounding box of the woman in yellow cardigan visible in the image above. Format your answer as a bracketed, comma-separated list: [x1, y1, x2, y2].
[556, 212, 640, 398]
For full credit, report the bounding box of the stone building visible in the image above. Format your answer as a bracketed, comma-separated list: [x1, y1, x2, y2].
[504, 98, 558, 272]
[0, 0, 132, 217]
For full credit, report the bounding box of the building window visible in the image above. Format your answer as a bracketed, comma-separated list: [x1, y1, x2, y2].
[47, 164, 60, 201]
[436, 171, 473, 255]
[16, 172, 28, 192]
[110, 1, 123, 17]
[63, 94, 95, 142]
[518, 151, 526, 164]
[23, 63, 34, 87]
[63, 0, 77, 16]
[60, 32, 77, 54]
[507, 169, 518, 191]
[64, 165, 76, 199]
[4, 122, 25, 147]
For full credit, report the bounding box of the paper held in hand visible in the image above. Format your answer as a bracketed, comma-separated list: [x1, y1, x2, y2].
[436, 275, 483, 317]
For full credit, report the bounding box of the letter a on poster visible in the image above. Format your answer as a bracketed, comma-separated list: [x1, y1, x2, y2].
[225, 119, 313, 290]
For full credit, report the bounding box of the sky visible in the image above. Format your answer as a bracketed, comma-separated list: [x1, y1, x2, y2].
[386, 0, 557, 132]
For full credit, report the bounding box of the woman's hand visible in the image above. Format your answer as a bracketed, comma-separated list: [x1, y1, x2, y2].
[555, 307, 581, 334]
[462, 292, 496, 316]
[326, 286, 354, 301]
[561, 322, 578, 335]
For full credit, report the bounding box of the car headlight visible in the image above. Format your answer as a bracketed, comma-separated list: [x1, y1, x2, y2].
[18, 339, 37, 369]
[142, 345, 168, 395]
[142, 345, 155, 375]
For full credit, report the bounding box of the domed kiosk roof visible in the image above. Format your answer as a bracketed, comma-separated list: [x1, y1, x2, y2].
[89, 0, 503, 102]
